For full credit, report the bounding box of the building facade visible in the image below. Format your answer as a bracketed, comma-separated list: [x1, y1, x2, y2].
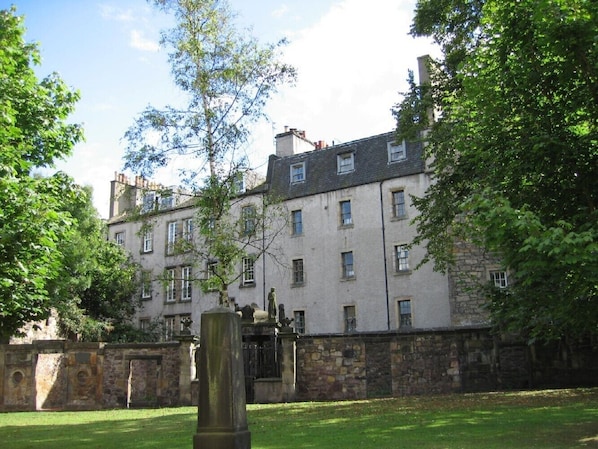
[107, 129, 495, 339]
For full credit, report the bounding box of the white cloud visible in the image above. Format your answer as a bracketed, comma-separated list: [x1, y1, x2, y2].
[271, 4, 290, 19]
[98, 4, 135, 22]
[249, 0, 437, 162]
[130, 29, 160, 52]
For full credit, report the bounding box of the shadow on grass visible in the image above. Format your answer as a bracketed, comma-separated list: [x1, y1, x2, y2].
[2, 389, 597, 449]
[248, 389, 598, 449]
[2, 408, 197, 449]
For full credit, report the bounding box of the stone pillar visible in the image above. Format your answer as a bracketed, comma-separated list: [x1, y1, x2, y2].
[176, 335, 198, 406]
[279, 330, 298, 402]
[194, 307, 251, 449]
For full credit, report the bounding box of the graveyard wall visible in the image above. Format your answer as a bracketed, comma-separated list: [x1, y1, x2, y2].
[1, 328, 597, 410]
[295, 327, 598, 401]
[0, 340, 183, 411]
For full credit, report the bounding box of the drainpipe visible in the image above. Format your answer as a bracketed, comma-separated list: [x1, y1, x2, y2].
[262, 192, 267, 310]
[379, 181, 391, 330]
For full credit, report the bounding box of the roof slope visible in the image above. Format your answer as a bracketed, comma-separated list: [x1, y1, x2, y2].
[266, 131, 425, 200]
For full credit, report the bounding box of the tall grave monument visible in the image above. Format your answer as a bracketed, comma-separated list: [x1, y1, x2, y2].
[194, 307, 251, 449]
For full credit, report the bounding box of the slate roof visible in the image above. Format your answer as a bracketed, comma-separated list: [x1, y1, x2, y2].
[264, 131, 425, 201]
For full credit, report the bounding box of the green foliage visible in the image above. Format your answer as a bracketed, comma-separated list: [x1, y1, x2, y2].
[0, 7, 84, 342]
[56, 185, 141, 341]
[0, 7, 140, 343]
[123, 0, 294, 301]
[396, 0, 598, 341]
[124, 0, 296, 185]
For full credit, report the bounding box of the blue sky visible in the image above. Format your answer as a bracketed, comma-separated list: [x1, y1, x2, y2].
[4, 0, 436, 217]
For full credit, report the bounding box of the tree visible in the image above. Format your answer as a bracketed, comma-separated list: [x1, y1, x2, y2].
[393, 0, 598, 342]
[0, 7, 84, 343]
[123, 0, 295, 304]
[56, 184, 141, 342]
[0, 8, 141, 343]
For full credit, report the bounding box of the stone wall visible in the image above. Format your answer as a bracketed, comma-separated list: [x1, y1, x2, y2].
[0, 340, 185, 411]
[2, 329, 597, 410]
[295, 329, 489, 401]
[296, 336, 367, 401]
[295, 328, 598, 401]
[448, 241, 500, 326]
[102, 342, 181, 408]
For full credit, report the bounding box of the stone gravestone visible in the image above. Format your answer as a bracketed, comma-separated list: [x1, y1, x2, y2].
[194, 307, 251, 449]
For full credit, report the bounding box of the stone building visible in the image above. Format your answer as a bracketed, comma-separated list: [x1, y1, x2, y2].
[107, 127, 503, 339]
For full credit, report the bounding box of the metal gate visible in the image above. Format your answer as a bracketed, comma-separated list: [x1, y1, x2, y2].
[242, 337, 281, 403]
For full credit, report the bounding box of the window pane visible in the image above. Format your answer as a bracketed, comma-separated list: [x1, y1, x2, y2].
[344, 306, 356, 332]
[398, 300, 412, 328]
[490, 271, 508, 288]
[340, 200, 352, 225]
[338, 153, 354, 173]
[242, 257, 255, 284]
[166, 269, 176, 302]
[167, 222, 177, 254]
[291, 163, 304, 183]
[388, 141, 406, 162]
[396, 245, 409, 271]
[393, 190, 405, 218]
[292, 259, 304, 284]
[292, 210, 303, 235]
[294, 311, 305, 334]
[342, 251, 354, 278]
[242, 206, 256, 235]
[181, 266, 192, 300]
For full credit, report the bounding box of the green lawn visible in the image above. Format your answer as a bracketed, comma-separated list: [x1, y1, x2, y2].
[1, 389, 597, 449]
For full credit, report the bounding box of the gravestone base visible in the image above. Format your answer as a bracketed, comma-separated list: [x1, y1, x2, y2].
[194, 429, 251, 449]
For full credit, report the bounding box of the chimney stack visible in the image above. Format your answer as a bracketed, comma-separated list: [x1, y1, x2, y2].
[274, 127, 314, 157]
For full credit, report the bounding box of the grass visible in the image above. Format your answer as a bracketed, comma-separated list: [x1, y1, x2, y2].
[1, 388, 597, 449]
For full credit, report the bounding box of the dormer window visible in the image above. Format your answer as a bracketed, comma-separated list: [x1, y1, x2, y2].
[337, 152, 354, 174]
[235, 172, 246, 193]
[142, 192, 155, 213]
[290, 162, 305, 184]
[159, 195, 174, 210]
[388, 140, 406, 163]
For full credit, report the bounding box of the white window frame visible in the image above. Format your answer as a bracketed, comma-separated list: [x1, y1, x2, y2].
[159, 195, 174, 210]
[388, 140, 407, 163]
[235, 173, 246, 193]
[337, 152, 354, 174]
[142, 230, 153, 253]
[392, 190, 406, 218]
[398, 299, 412, 328]
[340, 200, 352, 226]
[341, 251, 355, 278]
[242, 257, 255, 286]
[292, 258, 304, 285]
[242, 205, 256, 235]
[291, 209, 303, 235]
[142, 192, 155, 213]
[181, 266, 192, 301]
[164, 316, 175, 340]
[290, 162, 305, 184]
[344, 305, 357, 333]
[141, 271, 152, 299]
[139, 318, 150, 331]
[490, 271, 508, 288]
[167, 221, 177, 254]
[183, 218, 193, 242]
[115, 231, 125, 246]
[395, 245, 410, 272]
[165, 268, 176, 302]
[294, 310, 305, 334]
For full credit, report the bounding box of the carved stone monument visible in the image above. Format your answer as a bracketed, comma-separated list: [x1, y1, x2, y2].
[194, 307, 251, 449]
